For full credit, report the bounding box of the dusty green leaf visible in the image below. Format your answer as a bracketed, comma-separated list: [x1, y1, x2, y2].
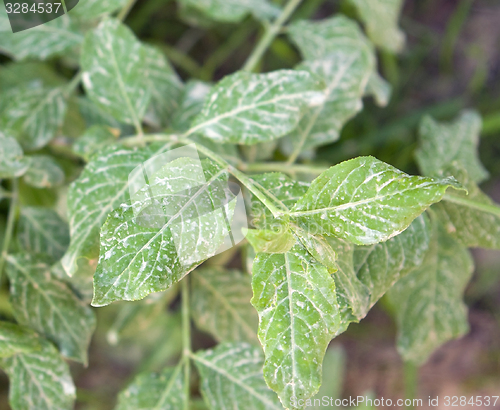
[5, 254, 96, 364]
[293, 228, 337, 272]
[143, 45, 183, 128]
[435, 167, 500, 249]
[23, 155, 65, 188]
[416, 110, 489, 184]
[191, 267, 259, 344]
[73, 125, 119, 161]
[290, 156, 463, 245]
[189, 70, 326, 145]
[0, 322, 42, 358]
[348, 0, 405, 53]
[115, 365, 184, 410]
[62, 143, 168, 276]
[193, 342, 282, 410]
[251, 244, 340, 409]
[92, 158, 238, 306]
[81, 19, 151, 126]
[324, 237, 370, 328]
[72, 0, 129, 19]
[0, 15, 83, 60]
[171, 80, 212, 132]
[0, 337, 76, 410]
[245, 228, 296, 254]
[77, 96, 126, 130]
[387, 222, 474, 364]
[0, 86, 67, 150]
[284, 17, 376, 152]
[0, 62, 66, 92]
[354, 214, 431, 307]
[178, 0, 280, 23]
[365, 72, 391, 107]
[17, 207, 70, 263]
[0, 132, 30, 178]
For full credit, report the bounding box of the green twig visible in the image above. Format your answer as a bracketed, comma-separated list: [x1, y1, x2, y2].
[117, 0, 138, 21]
[242, 0, 303, 72]
[181, 277, 191, 410]
[403, 361, 418, 410]
[0, 179, 18, 282]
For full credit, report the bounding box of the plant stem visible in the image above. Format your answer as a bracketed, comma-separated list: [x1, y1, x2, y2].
[64, 71, 83, 98]
[403, 361, 418, 410]
[117, 0, 138, 21]
[0, 180, 18, 282]
[242, 0, 303, 72]
[181, 276, 191, 410]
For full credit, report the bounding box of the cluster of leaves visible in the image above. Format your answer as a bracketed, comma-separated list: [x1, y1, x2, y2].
[1, 0, 499, 409]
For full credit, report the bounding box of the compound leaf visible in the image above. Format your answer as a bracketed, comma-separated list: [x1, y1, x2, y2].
[5, 254, 96, 364]
[0, 322, 42, 358]
[290, 156, 463, 245]
[251, 244, 340, 409]
[193, 342, 282, 410]
[115, 366, 184, 410]
[0, 86, 67, 150]
[62, 143, 168, 276]
[0, 337, 76, 410]
[416, 110, 489, 184]
[0, 132, 30, 178]
[191, 268, 259, 344]
[348, 0, 405, 53]
[92, 158, 239, 306]
[23, 155, 65, 188]
[189, 70, 326, 145]
[354, 214, 431, 306]
[17, 207, 70, 263]
[387, 222, 474, 364]
[81, 19, 151, 126]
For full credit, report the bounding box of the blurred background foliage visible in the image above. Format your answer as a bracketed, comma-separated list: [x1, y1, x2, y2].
[0, 0, 499, 409]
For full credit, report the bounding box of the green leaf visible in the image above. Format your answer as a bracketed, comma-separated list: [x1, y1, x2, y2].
[71, 0, 129, 19]
[78, 96, 127, 130]
[6, 253, 96, 364]
[251, 244, 340, 409]
[178, 0, 280, 23]
[17, 207, 70, 263]
[324, 237, 370, 328]
[92, 157, 238, 306]
[189, 70, 326, 145]
[416, 110, 489, 184]
[287, 16, 390, 105]
[23, 155, 65, 188]
[142, 45, 183, 128]
[387, 222, 474, 364]
[193, 342, 283, 410]
[354, 214, 431, 307]
[62, 143, 167, 276]
[115, 365, 184, 410]
[171, 80, 212, 132]
[81, 19, 151, 126]
[73, 125, 119, 161]
[0, 337, 76, 410]
[0, 86, 67, 150]
[290, 156, 463, 245]
[0, 15, 83, 60]
[434, 168, 500, 249]
[245, 228, 296, 254]
[0, 62, 66, 92]
[0, 132, 30, 178]
[191, 268, 259, 344]
[0, 322, 42, 358]
[348, 0, 405, 53]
